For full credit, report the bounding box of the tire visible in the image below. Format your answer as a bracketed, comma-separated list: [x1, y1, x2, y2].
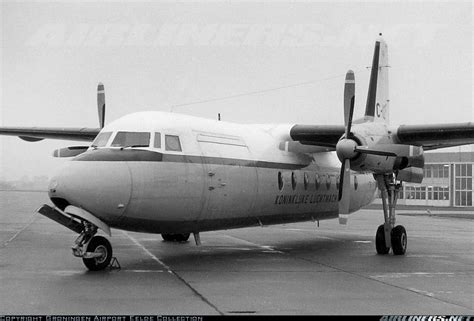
[82, 236, 113, 271]
[391, 225, 407, 255]
[376, 224, 390, 255]
[161, 234, 175, 242]
[162, 233, 190, 242]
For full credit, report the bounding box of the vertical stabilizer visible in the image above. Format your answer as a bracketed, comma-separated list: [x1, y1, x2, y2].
[364, 35, 389, 123]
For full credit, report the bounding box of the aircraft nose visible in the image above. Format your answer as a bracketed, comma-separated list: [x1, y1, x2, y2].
[48, 160, 132, 222]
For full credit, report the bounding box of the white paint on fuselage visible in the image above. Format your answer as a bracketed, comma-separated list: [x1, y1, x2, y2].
[49, 111, 377, 234]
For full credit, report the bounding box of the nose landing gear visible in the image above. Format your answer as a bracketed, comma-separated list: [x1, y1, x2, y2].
[37, 204, 117, 271]
[375, 174, 407, 255]
[72, 221, 116, 271]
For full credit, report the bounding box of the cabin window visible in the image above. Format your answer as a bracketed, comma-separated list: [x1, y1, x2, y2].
[165, 135, 182, 152]
[326, 175, 331, 190]
[354, 175, 358, 190]
[291, 172, 297, 190]
[336, 175, 340, 189]
[154, 132, 162, 148]
[91, 131, 112, 147]
[304, 173, 309, 190]
[111, 132, 150, 148]
[315, 174, 320, 190]
[278, 172, 283, 191]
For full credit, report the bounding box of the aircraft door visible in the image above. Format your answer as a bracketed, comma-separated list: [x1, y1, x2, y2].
[197, 133, 258, 220]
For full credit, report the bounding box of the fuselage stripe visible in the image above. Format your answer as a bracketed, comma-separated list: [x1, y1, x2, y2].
[73, 148, 310, 170]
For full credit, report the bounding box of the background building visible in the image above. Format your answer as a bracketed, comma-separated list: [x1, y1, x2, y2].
[377, 151, 474, 207]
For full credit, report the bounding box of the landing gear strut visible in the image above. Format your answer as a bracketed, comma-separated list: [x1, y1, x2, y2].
[72, 222, 113, 270]
[375, 174, 407, 255]
[37, 204, 115, 271]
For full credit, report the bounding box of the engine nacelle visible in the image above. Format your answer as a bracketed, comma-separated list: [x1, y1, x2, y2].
[397, 167, 424, 184]
[350, 154, 397, 173]
[349, 144, 424, 174]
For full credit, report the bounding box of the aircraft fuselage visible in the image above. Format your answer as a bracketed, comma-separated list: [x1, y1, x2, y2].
[48, 111, 377, 234]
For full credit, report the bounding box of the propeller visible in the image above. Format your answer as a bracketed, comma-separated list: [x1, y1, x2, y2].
[52, 83, 107, 158]
[335, 71, 423, 224]
[97, 83, 106, 129]
[336, 71, 356, 223]
[336, 71, 397, 222]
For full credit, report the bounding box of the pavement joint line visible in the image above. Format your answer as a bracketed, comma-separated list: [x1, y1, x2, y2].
[303, 255, 473, 311]
[223, 233, 474, 311]
[297, 257, 474, 311]
[1, 214, 37, 248]
[123, 231, 224, 316]
[220, 234, 284, 253]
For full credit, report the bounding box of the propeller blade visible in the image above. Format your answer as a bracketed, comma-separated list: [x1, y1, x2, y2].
[338, 160, 345, 201]
[338, 158, 351, 224]
[355, 146, 397, 157]
[346, 96, 355, 138]
[97, 83, 106, 129]
[343, 70, 355, 136]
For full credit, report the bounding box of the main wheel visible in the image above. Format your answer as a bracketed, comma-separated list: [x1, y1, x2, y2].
[161, 234, 175, 242]
[391, 225, 407, 255]
[375, 224, 390, 255]
[161, 233, 190, 242]
[82, 236, 113, 271]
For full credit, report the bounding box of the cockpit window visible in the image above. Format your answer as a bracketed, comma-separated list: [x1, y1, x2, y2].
[154, 132, 161, 148]
[111, 132, 150, 148]
[165, 135, 182, 152]
[91, 131, 112, 148]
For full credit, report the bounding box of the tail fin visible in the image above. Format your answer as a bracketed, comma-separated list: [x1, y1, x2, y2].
[364, 35, 389, 123]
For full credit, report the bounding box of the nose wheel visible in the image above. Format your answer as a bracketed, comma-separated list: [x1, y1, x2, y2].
[82, 236, 113, 271]
[71, 220, 115, 271]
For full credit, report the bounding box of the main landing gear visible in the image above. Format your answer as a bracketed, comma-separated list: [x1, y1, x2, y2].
[161, 233, 190, 242]
[375, 174, 407, 255]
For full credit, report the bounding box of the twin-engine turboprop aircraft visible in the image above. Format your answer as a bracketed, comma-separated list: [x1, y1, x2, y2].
[1, 35, 473, 270]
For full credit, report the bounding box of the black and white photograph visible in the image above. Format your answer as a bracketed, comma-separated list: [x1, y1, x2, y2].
[1, 0, 473, 316]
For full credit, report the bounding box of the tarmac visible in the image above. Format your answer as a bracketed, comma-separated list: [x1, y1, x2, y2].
[1, 191, 473, 315]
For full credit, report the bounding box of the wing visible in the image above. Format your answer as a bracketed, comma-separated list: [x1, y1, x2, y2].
[289, 122, 474, 151]
[289, 125, 345, 147]
[0, 127, 100, 142]
[394, 122, 474, 150]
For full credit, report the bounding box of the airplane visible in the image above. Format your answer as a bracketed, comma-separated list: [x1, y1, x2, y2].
[1, 35, 473, 271]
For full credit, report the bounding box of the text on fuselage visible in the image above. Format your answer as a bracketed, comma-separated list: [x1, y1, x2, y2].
[274, 193, 338, 205]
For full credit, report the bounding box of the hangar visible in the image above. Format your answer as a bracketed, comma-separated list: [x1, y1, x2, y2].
[376, 151, 474, 207]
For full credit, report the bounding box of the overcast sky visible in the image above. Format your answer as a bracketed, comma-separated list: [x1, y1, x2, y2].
[1, 0, 472, 180]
